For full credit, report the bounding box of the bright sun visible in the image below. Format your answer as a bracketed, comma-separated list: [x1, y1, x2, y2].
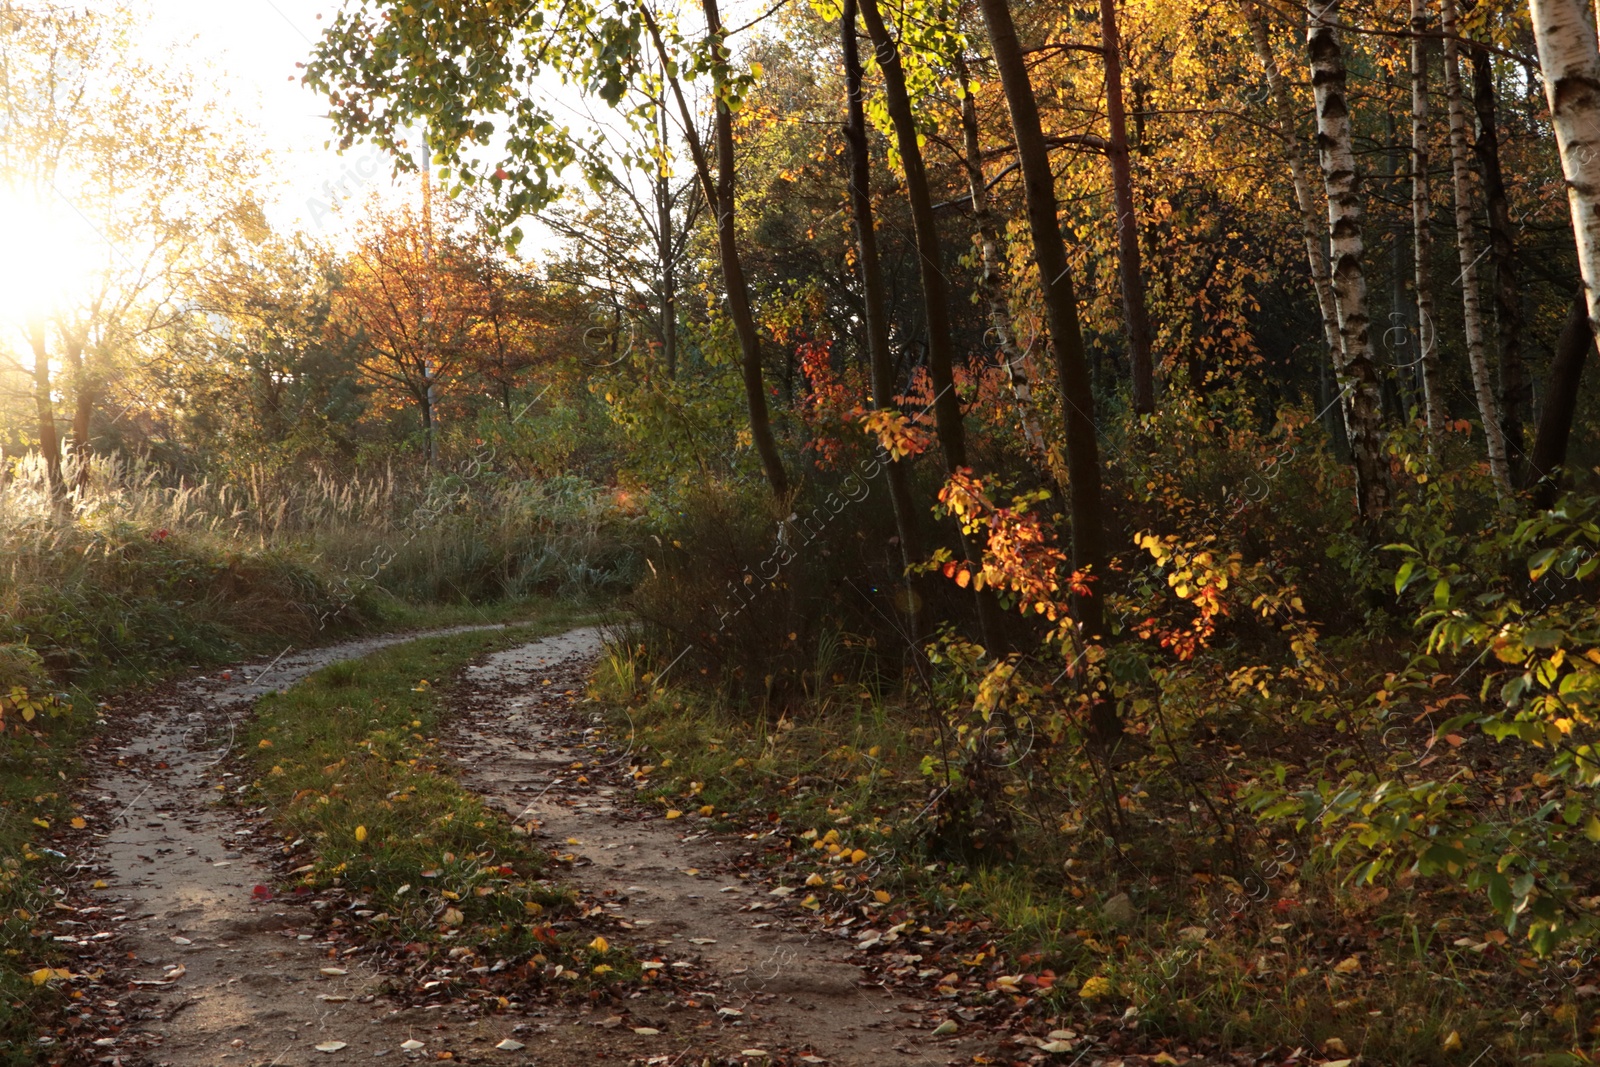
[0, 187, 103, 325]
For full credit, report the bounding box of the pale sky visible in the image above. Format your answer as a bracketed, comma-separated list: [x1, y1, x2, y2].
[139, 0, 413, 239]
[132, 0, 708, 248]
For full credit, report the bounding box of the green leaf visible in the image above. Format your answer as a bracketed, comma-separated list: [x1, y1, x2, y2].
[1487, 872, 1512, 915]
[1524, 629, 1564, 649]
[1394, 559, 1416, 595]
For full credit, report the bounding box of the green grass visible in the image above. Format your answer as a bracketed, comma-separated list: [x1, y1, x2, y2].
[243, 612, 639, 980]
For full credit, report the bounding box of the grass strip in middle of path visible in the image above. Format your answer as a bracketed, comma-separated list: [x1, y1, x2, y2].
[242, 619, 607, 970]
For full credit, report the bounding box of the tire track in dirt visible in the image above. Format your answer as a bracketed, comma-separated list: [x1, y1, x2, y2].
[445, 629, 978, 1067]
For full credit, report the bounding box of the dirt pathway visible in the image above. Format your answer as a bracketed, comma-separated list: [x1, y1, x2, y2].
[445, 630, 981, 1067]
[58, 626, 511, 1067]
[45, 626, 1004, 1067]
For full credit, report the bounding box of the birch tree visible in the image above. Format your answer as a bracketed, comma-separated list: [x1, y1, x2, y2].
[1528, 0, 1600, 337]
[1242, 2, 1340, 382]
[1308, 0, 1390, 518]
[954, 62, 1049, 462]
[1410, 0, 1448, 441]
[1441, 0, 1512, 498]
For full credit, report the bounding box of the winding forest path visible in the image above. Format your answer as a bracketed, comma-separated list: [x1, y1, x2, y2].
[47, 625, 987, 1067]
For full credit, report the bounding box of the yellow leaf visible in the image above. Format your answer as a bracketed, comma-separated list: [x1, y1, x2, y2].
[589, 936, 610, 953]
[699, 805, 715, 816]
[31, 818, 48, 829]
[258, 739, 273, 749]
[665, 809, 682, 820]
[873, 889, 892, 903]
[1333, 955, 1361, 974]
[1441, 1030, 1462, 1052]
[805, 873, 825, 887]
[1585, 815, 1600, 842]
[592, 963, 613, 975]
[355, 825, 368, 843]
[523, 901, 543, 916]
[850, 849, 867, 864]
[1078, 975, 1115, 1000]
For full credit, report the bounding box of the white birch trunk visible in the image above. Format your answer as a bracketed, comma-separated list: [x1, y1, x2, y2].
[1411, 0, 1449, 443]
[1442, 0, 1513, 498]
[1309, 0, 1391, 518]
[1529, 0, 1600, 336]
[958, 77, 1049, 462]
[1244, 2, 1341, 363]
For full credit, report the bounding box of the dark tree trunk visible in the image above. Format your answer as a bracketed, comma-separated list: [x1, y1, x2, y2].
[1469, 42, 1528, 457]
[1525, 290, 1593, 510]
[975, 0, 1113, 736]
[644, 0, 788, 499]
[704, 0, 786, 498]
[656, 75, 678, 381]
[27, 319, 63, 499]
[65, 337, 93, 495]
[858, 0, 1005, 653]
[1098, 0, 1155, 416]
[856, 0, 967, 473]
[841, 0, 925, 640]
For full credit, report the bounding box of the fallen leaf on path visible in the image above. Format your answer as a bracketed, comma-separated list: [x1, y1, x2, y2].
[315, 1041, 347, 1052]
[494, 1039, 525, 1050]
[930, 1020, 958, 1036]
[633, 1027, 660, 1035]
[320, 967, 348, 976]
[401, 1040, 425, 1051]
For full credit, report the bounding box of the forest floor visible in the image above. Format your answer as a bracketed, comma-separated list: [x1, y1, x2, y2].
[31, 623, 1271, 1067]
